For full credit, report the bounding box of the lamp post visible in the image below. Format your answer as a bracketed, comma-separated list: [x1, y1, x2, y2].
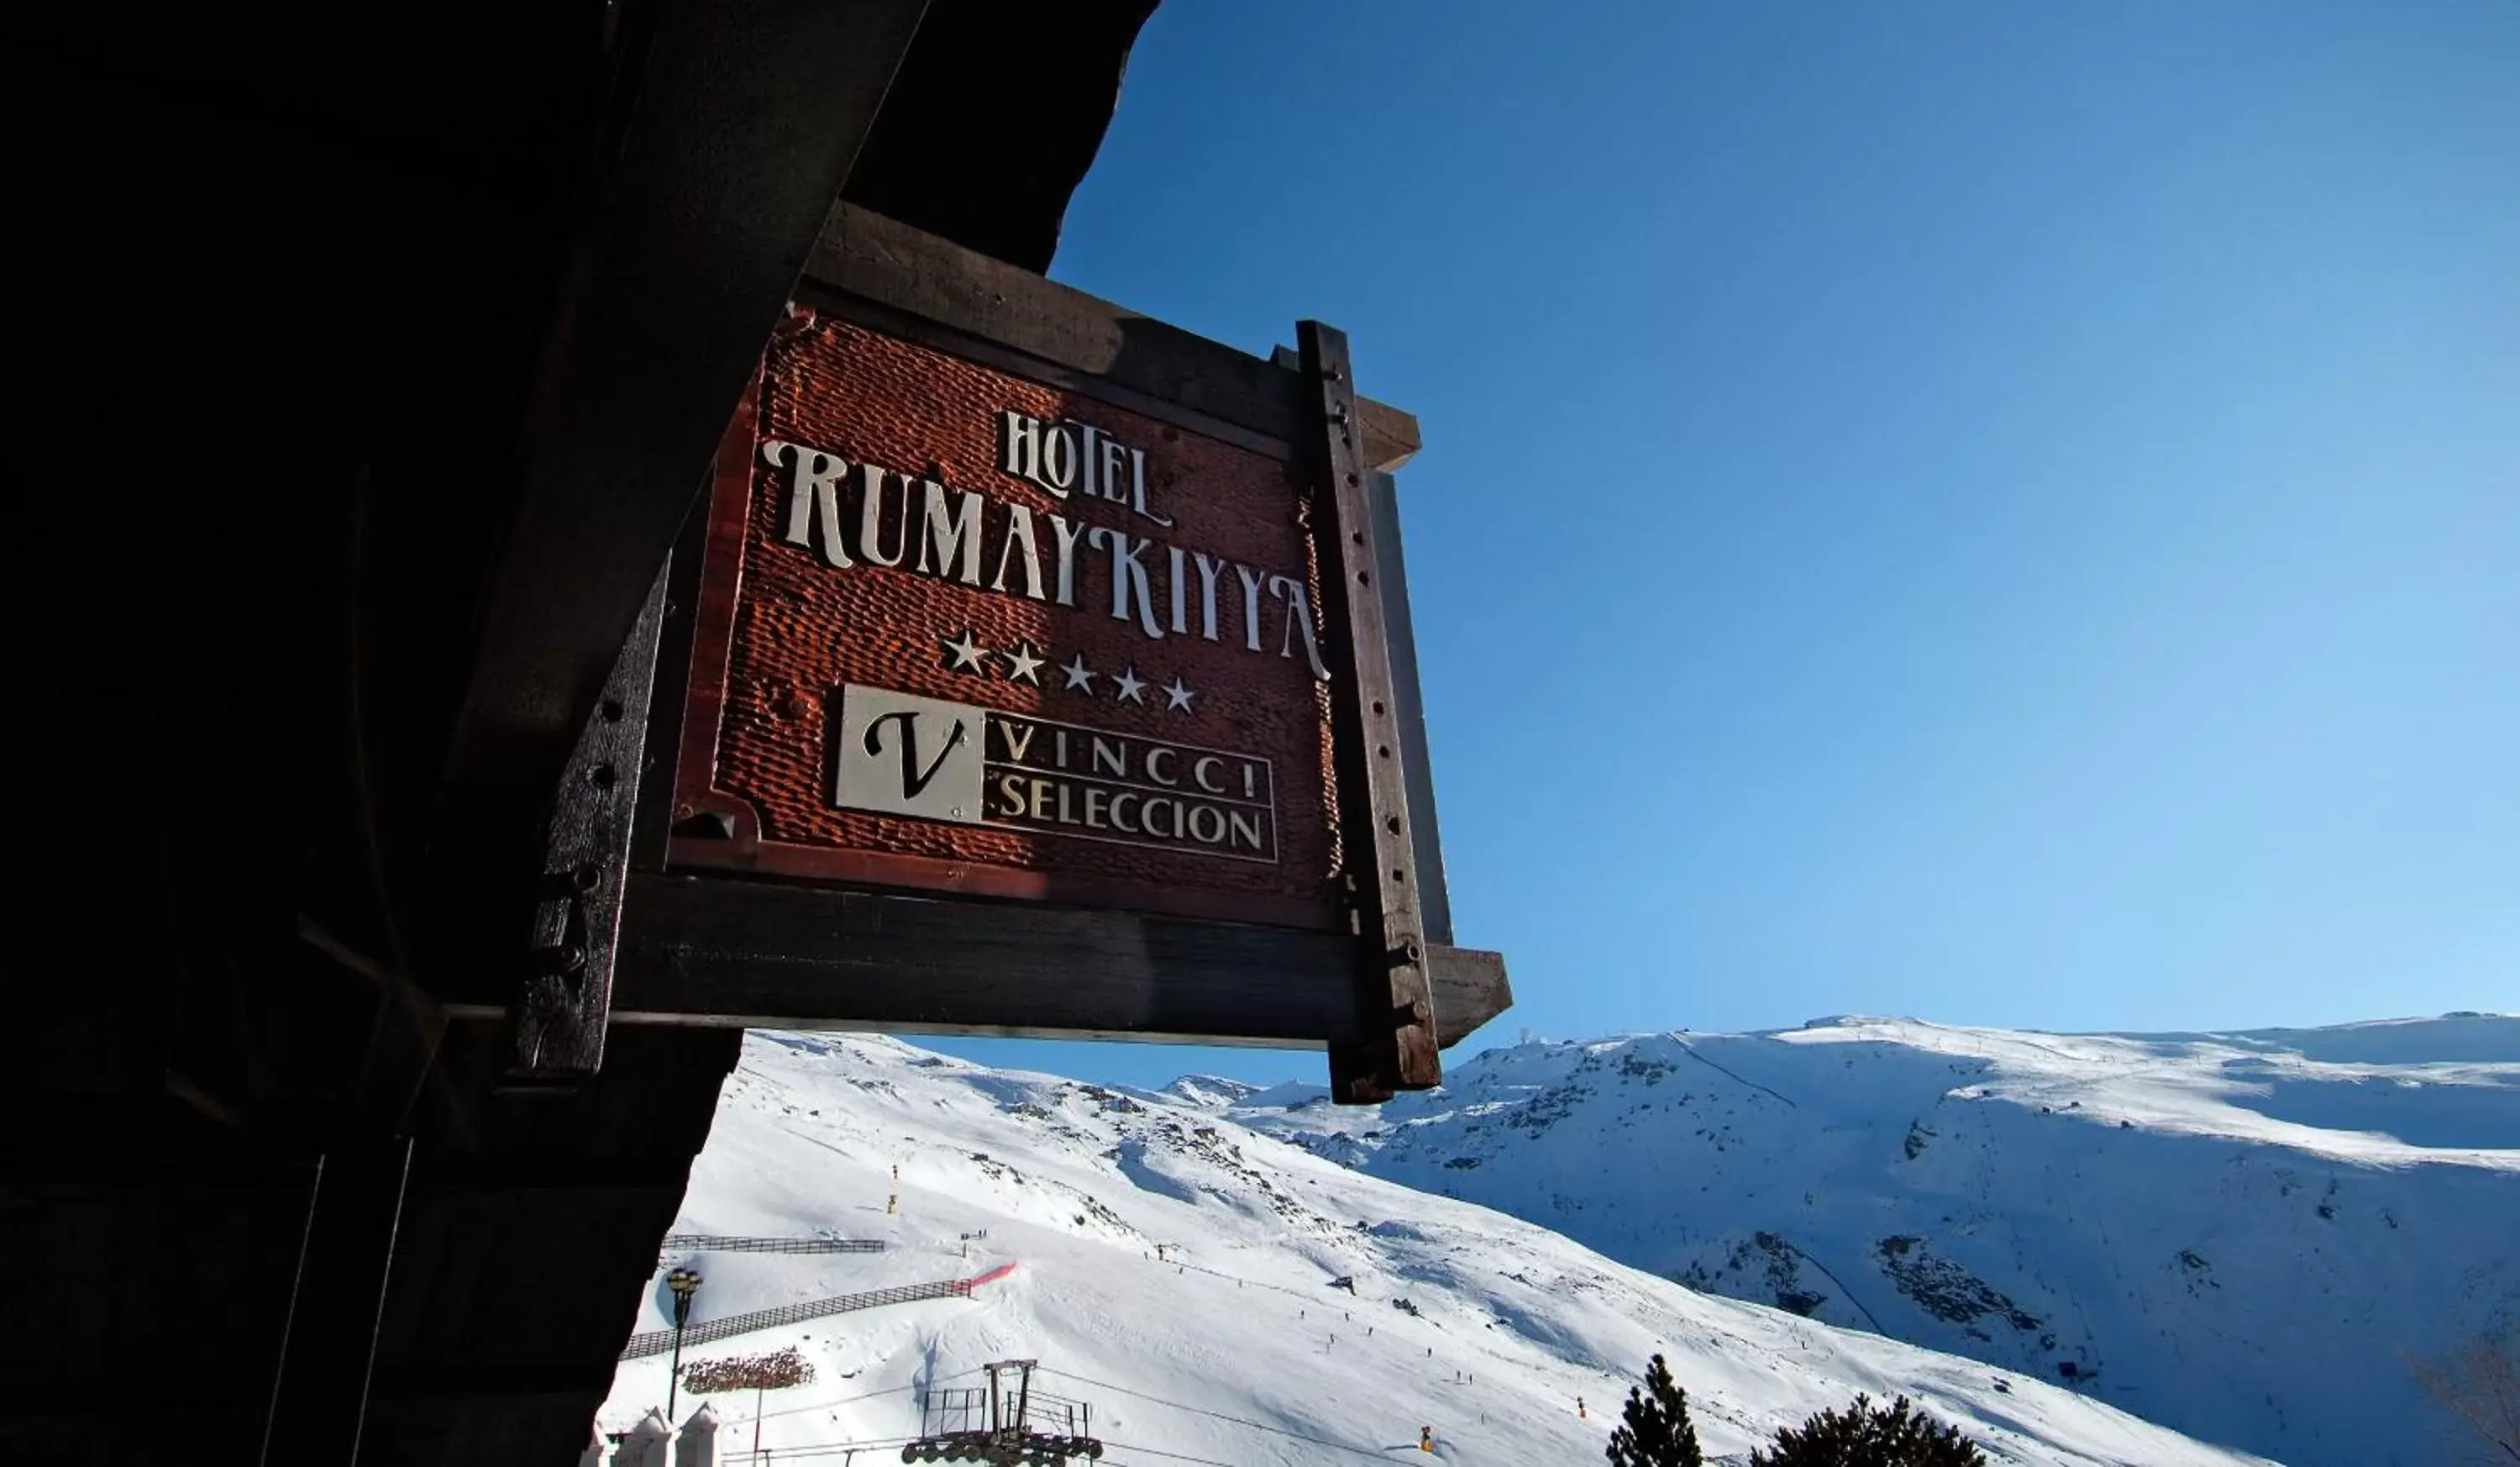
[664, 1267, 704, 1422]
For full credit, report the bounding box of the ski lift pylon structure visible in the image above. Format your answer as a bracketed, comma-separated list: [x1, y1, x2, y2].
[905, 1359, 1103, 1464]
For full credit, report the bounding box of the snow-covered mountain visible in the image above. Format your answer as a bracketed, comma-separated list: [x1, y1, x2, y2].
[599, 1032, 2271, 1466]
[1196, 1016, 2520, 1467]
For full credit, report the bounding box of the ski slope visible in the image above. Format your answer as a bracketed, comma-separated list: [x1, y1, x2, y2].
[1202, 1015, 2520, 1467]
[599, 1033, 2270, 1466]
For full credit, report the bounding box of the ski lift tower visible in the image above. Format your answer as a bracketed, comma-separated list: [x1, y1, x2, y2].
[904, 1359, 1103, 1464]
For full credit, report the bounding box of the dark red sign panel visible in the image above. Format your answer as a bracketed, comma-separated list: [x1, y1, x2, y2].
[671, 308, 1344, 928]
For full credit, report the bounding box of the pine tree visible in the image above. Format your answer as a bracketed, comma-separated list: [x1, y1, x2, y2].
[1606, 1354, 1704, 1467]
[1750, 1393, 1985, 1466]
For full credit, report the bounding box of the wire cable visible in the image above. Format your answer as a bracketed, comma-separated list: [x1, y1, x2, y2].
[1100, 1442, 1251, 1467]
[718, 1433, 917, 1464]
[1034, 1369, 1399, 1462]
[686, 1365, 986, 1429]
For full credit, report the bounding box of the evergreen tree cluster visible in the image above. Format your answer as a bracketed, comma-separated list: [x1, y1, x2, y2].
[1749, 1393, 1987, 1466]
[1605, 1354, 1986, 1467]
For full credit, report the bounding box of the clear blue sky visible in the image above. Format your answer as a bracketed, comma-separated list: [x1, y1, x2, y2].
[920, 0, 2517, 1091]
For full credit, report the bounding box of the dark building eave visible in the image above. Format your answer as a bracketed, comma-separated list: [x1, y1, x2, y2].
[7, 2, 1160, 1463]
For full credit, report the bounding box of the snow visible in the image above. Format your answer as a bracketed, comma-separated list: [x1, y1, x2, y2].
[1155, 1075, 1271, 1110]
[601, 1031, 2271, 1466]
[1215, 1015, 2518, 1467]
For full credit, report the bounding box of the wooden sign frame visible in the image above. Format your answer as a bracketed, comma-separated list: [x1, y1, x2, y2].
[521, 204, 1506, 1102]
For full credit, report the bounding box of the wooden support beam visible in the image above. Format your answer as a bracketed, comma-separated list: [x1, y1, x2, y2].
[432, 0, 931, 986]
[599, 873, 1509, 1050]
[613, 874, 1352, 1044]
[1427, 947, 1511, 1050]
[1303, 321, 1442, 1102]
[804, 203, 1421, 470]
[507, 562, 671, 1085]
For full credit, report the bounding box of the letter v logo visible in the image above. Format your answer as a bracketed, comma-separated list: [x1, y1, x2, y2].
[864, 709, 968, 798]
[832, 685, 985, 823]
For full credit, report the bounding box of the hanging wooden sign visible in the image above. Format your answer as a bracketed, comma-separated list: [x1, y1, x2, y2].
[597, 204, 1507, 1101]
[672, 313, 1336, 929]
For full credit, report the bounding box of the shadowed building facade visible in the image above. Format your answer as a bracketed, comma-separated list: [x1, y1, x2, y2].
[5, 3, 1156, 1461]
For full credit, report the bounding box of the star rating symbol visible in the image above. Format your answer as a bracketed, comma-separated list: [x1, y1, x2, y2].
[940, 628, 989, 674]
[993, 646, 1195, 711]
